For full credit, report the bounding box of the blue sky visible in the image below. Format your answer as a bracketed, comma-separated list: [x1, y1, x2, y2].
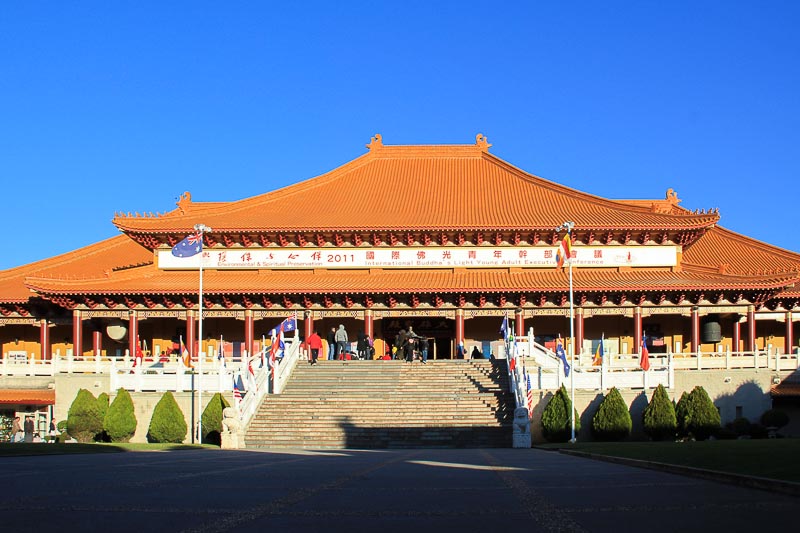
[1, 2, 798, 271]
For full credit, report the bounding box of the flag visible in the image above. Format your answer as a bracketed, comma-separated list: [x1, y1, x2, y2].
[180, 335, 193, 368]
[556, 230, 574, 269]
[500, 314, 510, 341]
[593, 333, 604, 366]
[171, 232, 203, 258]
[133, 338, 144, 368]
[247, 356, 257, 390]
[526, 372, 534, 418]
[233, 378, 242, 401]
[508, 341, 516, 372]
[555, 335, 570, 377]
[281, 312, 297, 334]
[217, 338, 226, 369]
[640, 335, 651, 371]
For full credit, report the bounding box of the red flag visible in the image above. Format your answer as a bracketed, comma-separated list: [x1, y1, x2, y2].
[640, 335, 650, 371]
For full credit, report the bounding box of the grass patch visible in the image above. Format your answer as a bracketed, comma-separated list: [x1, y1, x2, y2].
[0, 442, 213, 457]
[539, 439, 800, 483]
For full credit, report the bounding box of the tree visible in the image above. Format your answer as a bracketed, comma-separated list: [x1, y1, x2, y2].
[104, 388, 138, 443]
[760, 409, 789, 430]
[96, 392, 110, 442]
[642, 384, 677, 441]
[201, 392, 230, 445]
[67, 389, 103, 443]
[541, 385, 581, 442]
[591, 387, 632, 441]
[147, 392, 187, 443]
[685, 386, 721, 440]
[675, 391, 691, 437]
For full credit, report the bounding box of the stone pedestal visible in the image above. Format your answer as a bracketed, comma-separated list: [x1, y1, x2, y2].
[512, 407, 531, 448]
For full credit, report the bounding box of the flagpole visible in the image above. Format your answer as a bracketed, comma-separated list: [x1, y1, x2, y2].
[194, 223, 212, 444]
[558, 220, 577, 443]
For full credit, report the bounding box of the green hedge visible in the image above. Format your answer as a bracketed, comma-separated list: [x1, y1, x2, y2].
[201, 392, 230, 445]
[591, 387, 631, 441]
[104, 388, 137, 443]
[642, 384, 677, 441]
[147, 392, 187, 443]
[541, 385, 581, 442]
[67, 389, 103, 443]
[685, 386, 721, 440]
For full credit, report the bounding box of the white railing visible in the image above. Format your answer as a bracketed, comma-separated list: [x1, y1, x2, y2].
[236, 335, 302, 427]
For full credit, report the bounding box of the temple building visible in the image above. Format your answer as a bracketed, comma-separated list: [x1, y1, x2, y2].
[1, 133, 799, 437]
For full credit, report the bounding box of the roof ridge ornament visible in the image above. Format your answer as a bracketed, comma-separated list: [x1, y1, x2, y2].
[475, 133, 491, 152]
[177, 191, 192, 215]
[366, 134, 383, 151]
[665, 188, 680, 205]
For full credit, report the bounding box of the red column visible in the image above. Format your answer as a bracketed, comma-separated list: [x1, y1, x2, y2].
[634, 306, 643, 355]
[732, 318, 741, 354]
[364, 309, 373, 340]
[785, 311, 793, 355]
[455, 308, 465, 357]
[575, 308, 584, 356]
[691, 306, 700, 353]
[245, 310, 254, 358]
[514, 308, 524, 338]
[92, 329, 102, 358]
[39, 319, 50, 360]
[72, 310, 83, 358]
[747, 305, 756, 352]
[186, 311, 196, 359]
[128, 311, 138, 358]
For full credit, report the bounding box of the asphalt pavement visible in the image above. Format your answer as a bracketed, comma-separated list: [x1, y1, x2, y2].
[3, 447, 798, 532]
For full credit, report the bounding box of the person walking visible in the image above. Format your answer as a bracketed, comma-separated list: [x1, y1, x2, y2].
[23, 415, 34, 443]
[11, 416, 22, 443]
[419, 337, 429, 364]
[49, 419, 58, 443]
[327, 327, 337, 360]
[356, 331, 369, 360]
[394, 329, 408, 361]
[307, 330, 322, 365]
[335, 324, 349, 360]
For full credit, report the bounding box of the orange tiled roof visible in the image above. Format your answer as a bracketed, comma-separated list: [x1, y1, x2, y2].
[0, 235, 152, 303]
[771, 382, 800, 397]
[682, 226, 800, 277]
[0, 389, 55, 405]
[113, 137, 719, 234]
[24, 262, 798, 296]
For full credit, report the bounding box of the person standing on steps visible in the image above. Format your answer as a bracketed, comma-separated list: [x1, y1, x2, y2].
[419, 336, 429, 364]
[356, 331, 369, 360]
[327, 326, 337, 360]
[335, 324, 349, 360]
[307, 330, 322, 365]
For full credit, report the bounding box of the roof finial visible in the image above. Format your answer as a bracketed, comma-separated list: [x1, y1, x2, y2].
[366, 134, 383, 151]
[177, 191, 192, 215]
[475, 133, 491, 152]
[665, 188, 680, 205]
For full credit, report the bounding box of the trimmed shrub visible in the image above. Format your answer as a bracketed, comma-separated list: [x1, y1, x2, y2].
[760, 409, 789, 429]
[685, 386, 721, 440]
[66, 389, 103, 443]
[147, 392, 187, 443]
[201, 392, 230, 446]
[96, 392, 110, 442]
[749, 423, 769, 439]
[104, 388, 137, 443]
[541, 385, 581, 442]
[591, 387, 632, 441]
[642, 384, 677, 441]
[730, 417, 751, 436]
[675, 391, 691, 437]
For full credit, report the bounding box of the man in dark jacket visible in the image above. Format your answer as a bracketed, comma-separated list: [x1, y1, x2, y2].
[327, 327, 337, 360]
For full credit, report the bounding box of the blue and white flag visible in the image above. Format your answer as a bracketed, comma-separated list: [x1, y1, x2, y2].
[555, 336, 571, 378]
[500, 314, 510, 341]
[171, 232, 203, 257]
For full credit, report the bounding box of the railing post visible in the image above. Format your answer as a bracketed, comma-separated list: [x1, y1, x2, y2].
[726, 346, 731, 369]
[67, 349, 74, 374]
[668, 352, 674, 389]
[95, 349, 101, 374]
[696, 348, 702, 370]
[110, 359, 118, 391]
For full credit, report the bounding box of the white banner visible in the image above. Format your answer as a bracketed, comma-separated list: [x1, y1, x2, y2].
[158, 245, 678, 270]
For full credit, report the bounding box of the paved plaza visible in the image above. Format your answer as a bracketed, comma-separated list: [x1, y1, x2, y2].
[2, 447, 798, 532]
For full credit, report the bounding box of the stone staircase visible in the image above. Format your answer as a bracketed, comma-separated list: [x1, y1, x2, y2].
[244, 359, 514, 448]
